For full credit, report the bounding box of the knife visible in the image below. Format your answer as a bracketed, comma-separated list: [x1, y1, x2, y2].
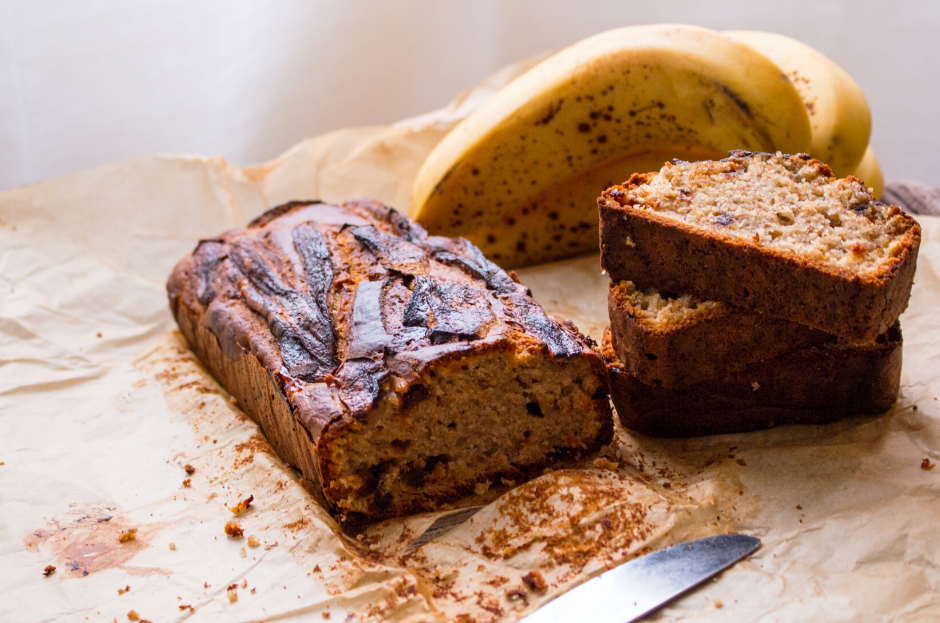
[520, 534, 760, 623]
[405, 506, 484, 552]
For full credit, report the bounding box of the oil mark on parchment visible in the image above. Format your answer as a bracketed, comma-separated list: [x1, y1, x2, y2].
[24, 507, 171, 577]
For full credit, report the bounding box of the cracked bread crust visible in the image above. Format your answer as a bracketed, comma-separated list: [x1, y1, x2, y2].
[599, 151, 921, 340]
[602, 327, 902, 437]
[608, 280, 834, 388]
[167, 199, 612, 527]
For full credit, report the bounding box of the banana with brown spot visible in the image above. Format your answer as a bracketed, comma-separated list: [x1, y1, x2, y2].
[410, 24, 812, 267]
[723, 30, 871, 178]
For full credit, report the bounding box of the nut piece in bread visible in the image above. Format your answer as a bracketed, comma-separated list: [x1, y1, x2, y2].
[167, 199, 613, 527]
[599, 151, 921, 340]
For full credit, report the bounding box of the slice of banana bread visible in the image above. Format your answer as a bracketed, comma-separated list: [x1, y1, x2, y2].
[608, 280, 834, 388]
[602, 326, 902, 437]
[599, 151, 921, 340]
[168, 199, 613, 528]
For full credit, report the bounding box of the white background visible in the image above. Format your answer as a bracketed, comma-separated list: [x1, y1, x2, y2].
[2, 0, 939, 192]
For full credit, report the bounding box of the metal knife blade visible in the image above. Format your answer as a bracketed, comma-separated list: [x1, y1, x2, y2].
[405, 506, 483, 552]
[520, 534, 760, 623]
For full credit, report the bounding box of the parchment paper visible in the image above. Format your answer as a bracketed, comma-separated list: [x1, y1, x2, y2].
[2, 57, 939, 623]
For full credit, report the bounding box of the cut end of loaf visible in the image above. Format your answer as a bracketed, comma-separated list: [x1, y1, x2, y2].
[321, 347, 611, 523]
[606, 151, 916, 278]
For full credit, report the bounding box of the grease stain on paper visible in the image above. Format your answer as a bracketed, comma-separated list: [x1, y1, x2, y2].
[24, 508, 171, 577]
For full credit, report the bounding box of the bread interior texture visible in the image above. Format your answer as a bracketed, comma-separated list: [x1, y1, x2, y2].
[321, 350, 605, 517]
[625, 152, 913, 275]
[612, 280, 723, 328]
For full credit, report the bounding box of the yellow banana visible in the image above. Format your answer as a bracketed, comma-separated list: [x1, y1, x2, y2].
[851, 146, 884, 199]
[410, 24, 812, 267]
[465, 145, 724, 266]
[723, 30, 871, 178]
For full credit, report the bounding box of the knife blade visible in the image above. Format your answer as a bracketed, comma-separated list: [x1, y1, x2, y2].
[520, 534, 760, 623]
[405, 506, 483, 552]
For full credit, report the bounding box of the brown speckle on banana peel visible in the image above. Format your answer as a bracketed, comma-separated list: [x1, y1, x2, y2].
[722, 30, 871, 177]
[466, 146, 724, 268]
[410, 25, 812, 240]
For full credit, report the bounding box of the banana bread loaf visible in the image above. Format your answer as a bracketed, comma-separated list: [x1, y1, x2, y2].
[167, 199, 613, 527]
[602, 326, 902, 437]
[599, 151, 921, 340]
[608, 280, 834, 388]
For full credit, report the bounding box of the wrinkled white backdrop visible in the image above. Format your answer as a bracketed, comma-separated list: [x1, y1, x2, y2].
[2, 0, 939, 192]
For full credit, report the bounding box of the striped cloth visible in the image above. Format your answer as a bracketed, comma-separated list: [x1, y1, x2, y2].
[884, 181, 940, 217]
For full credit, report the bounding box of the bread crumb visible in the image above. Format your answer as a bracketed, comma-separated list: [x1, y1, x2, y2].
[184, 464, 196, 474]
[118, 585, 130, 595]
[594, 457, 619, 471]
[474, 481, 491, 495]
[119, 529, 137, 543]
[225, 522, 244, 538]
[241, 579, 248, 588]
[796, 504, 802, 510]
[127, 611, 140, 621]
[182, 479, 191, 488]
[263, 542, 271, 550]
[229, 495, 254, 515]
[751, 382, 760, 391]
[179, 605, 194, 612]
[714, 600, 724, 608]
[169, 542, 176, 550]
[239, 547, 247, 558]
[522, 570, 547, 592]
[247, 535, 260, 548]
[251, 588, 256, 594]
[43, 565, 56, 577]
[506, 588, 528, 604]
[922, 458, 935, 470]
[322, 613, 331, 619]
[227, 589, 238, 602]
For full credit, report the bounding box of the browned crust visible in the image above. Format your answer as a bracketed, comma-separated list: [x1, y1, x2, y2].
[173, 294, 332, 510]
[598, 173, 921, 341]
[167, 199, 613, 529]
[602, 326, 902, 437]
[608, 282, 834, 388]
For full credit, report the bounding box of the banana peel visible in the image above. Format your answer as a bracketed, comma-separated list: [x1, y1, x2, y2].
[852, 146, 884, 199]
[723, 30, 871, 178]
[466, 145, 724, 266]
[409, 24, 812, 267]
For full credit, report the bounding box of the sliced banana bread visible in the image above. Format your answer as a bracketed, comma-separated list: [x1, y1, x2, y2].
[599, 151, 921, 340]
[168, 199, 612, 528]
[602, 326, 902, 437]
[609, 280, 834, 389]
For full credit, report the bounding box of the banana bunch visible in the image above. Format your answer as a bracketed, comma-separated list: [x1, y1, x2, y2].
[409, 25, 878, 268]
[724, 30, 881, 194]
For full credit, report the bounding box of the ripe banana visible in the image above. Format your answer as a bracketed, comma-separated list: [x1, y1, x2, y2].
[409, 24, 812, 267]
[723, 30, 871, 178]
[851, 146, 884, 199]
